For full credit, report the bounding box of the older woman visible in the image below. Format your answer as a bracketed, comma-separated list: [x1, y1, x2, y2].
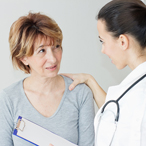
[0, 12, 95, 146]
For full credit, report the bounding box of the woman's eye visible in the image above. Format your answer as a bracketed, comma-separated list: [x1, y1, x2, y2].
[52, 45, 61, 51]
[99, 39, 103, 44]
[39, 49, 45, 53]
[55, 44, 60, 48]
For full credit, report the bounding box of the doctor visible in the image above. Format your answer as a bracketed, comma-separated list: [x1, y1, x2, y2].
[62, 0, 146, 145]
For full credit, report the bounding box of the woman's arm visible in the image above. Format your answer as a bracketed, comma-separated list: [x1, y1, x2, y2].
[78, 84, 95, 146]
[0, 90, 14, 146]
[61, 73, 106, 108]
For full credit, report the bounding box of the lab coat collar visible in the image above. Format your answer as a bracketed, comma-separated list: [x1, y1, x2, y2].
[105, 61, 146, 102]
[94, 61, 146, 146]
[120, 61, 146, 86]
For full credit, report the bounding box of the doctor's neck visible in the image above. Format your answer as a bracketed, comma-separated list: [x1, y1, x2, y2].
[127, 46, 146, 70]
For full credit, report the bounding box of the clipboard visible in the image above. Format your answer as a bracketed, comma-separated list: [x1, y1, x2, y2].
[13, 116, 78, 146]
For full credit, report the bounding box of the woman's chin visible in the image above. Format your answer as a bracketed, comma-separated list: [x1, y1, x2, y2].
[45, 73, 58, 78]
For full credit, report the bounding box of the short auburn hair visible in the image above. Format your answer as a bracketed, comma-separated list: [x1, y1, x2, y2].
[9, 12, 63, 74]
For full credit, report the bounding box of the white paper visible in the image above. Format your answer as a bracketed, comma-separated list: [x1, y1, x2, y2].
[14, 117, 77, 146]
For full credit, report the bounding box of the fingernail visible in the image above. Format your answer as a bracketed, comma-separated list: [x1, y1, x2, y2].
[69, 86, 73, 90]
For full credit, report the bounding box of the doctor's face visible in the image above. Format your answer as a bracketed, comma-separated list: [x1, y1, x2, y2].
[97, 19, 127, 69]
[22, 35, 62, 78]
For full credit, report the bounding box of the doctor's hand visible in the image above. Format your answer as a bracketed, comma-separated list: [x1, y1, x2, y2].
[61, 73, 106, 108]
[60, 73, 91, 90]
[49, 144, 54, 146]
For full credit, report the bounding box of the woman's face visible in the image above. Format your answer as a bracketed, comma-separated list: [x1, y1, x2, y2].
[97, 19, 127, 69]
[23, 36, 62, 78]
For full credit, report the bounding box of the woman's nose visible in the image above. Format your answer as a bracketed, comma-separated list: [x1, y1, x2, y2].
[46, 50, 57, 63]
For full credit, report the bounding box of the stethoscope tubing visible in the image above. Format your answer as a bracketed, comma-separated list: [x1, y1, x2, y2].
[116, 74, 146, 102]
[101, 100, 119, 121]
[95, 74, 146, 146]
[101, 74, 146, 122]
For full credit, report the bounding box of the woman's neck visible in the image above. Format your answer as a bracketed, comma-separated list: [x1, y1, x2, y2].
[128, 53, 146, 70]
[23, 75, 65, 95]
[125, 35, 146, 70]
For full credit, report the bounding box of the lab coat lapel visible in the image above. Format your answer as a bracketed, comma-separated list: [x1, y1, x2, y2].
[106, 61, 146, 102]
[94, 61, 146, 146]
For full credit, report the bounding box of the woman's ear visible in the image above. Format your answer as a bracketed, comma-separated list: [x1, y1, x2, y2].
[118, 34, 129, 51]
[20, 56, 29, 66]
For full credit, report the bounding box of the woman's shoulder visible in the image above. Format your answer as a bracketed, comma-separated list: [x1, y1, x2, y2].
[62, 75, 93, 106]
[3, 79, 23, 91]
[61, 75, 94, 111]
[0, 79, 24, 101]
[62, 75, 92, 94]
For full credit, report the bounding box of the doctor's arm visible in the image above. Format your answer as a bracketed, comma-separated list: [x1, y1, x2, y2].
[61, 73, 106, 108]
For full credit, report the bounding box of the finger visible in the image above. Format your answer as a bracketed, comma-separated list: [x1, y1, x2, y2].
[69, 80, 80, 91]
[49, 144, 54, 146]
[60, 73, 74, 80]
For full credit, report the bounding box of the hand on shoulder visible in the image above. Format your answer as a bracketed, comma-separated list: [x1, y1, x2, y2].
[60, 73, 92, 90]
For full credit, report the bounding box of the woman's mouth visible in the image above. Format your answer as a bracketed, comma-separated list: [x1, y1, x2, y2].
[46, 65, 57, 71]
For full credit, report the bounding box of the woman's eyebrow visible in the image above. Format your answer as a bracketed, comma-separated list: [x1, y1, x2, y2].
[37, 45, 44, 49]
[35, 45, 47, 51]
[34, 45, 43, 51]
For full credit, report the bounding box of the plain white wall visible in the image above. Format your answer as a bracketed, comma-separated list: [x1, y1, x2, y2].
[2, 0, 144, 113]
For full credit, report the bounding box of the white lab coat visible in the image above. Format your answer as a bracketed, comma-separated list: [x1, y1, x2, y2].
[94, 61, 146, 146]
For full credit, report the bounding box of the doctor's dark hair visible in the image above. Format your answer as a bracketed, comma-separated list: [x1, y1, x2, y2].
[9, 12, 63, 74]
[96, 0, 146, 49]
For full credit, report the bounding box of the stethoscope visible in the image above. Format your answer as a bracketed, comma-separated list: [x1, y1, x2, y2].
[95, 74, 146, 146]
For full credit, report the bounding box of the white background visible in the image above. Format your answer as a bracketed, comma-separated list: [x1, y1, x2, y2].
[0, 0, 144, 112]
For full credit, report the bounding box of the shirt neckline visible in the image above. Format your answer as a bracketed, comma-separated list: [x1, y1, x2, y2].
[20, 75, 68, 120]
